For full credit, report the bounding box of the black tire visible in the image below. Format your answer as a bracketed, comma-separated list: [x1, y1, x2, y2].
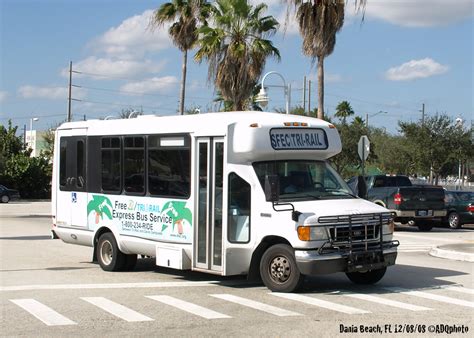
[417, 223, 433, 232]
[1, 195, 10, 203]
[260, 244, 304, 293]
[346, 267, 387, 285]
[448, 212, 461, 229]
[123, 254, 138, 271]
[96, 232, 126, 271]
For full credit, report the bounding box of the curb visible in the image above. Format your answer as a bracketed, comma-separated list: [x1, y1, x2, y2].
[429, 247, 474, 262]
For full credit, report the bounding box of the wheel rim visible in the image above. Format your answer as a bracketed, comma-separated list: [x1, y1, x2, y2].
[269, 255, 291, 284]
[100, 240, 113, 266]
[449, 214, 459, 228]
[1, 195, 8, 203]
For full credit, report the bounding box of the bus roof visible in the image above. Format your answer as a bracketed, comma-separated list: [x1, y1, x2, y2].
[57, 111, 342, 161]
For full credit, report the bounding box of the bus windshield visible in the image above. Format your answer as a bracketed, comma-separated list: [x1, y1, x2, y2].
[253, 160, 355, 201]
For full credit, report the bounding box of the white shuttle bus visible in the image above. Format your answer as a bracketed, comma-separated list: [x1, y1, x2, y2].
[52, 111, 398, 292]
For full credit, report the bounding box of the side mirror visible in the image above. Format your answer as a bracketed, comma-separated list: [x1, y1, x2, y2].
[264, 175, 279, 202]
[357, 175, 367, 199]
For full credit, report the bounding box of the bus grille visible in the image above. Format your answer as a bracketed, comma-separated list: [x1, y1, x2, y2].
[318, 213, 390, 244]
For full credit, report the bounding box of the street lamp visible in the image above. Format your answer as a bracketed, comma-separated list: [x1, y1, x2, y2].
[28, 117, 39, 154]
[128, 110, 140, 119]
[365, 111, 387, 128]
[255, 71, 291, 114]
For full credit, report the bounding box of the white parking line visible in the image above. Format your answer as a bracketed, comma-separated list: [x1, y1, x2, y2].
[271, 293, 370, 315]
[443, 286, 474, 295]
[385, 288, 474, 308]
[211, 294, 301, 317]
[81, 297, 153, 322]
[10, 299, 77, 326]
[1, 281, 218, 292]
[146, 295, 231, 319]
[345, 293, 432, 311]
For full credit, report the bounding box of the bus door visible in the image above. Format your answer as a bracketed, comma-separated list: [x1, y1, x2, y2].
[195, 137, 224, 272]
[56, 129, 88, 228]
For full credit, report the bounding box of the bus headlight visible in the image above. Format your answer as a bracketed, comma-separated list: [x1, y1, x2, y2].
[382, 219, 395, 235]
[297, 226, 328, 241]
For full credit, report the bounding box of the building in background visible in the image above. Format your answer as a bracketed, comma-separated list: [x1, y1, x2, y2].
[25, 130, 48, 157]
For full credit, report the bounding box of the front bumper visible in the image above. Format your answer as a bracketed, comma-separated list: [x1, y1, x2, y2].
[295, 242, 398, 275]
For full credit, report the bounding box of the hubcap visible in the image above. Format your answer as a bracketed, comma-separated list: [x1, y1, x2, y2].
[1, 195, 8, 203]
[449, 214, 459, 227]
[269, 255, 291, 283]
[100, 240, 113, 265]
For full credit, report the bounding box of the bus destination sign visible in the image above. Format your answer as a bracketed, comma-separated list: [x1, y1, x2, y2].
[270, 128, 328, 150]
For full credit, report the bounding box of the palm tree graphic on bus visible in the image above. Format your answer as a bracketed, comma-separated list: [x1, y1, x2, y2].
[87, 195, 113, 224]
[161, 201, 192, 235]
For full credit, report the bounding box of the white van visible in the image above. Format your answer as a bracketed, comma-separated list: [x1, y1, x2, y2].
[52, 111, 398, 292]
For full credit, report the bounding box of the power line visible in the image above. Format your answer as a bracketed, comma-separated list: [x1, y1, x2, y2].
[73, 84, 213, 101]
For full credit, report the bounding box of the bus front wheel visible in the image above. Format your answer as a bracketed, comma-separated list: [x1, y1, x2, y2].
[97, 232, 126, 271]
[346, 267, 386, 284]
[260, 244, 304, 292]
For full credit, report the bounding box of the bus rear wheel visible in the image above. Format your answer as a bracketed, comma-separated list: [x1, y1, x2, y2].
[260, 244, 304, 293]
[97, 232, 126, 271]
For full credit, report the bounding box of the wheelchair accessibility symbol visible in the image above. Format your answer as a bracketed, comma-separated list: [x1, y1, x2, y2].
[71, 192, 77, 203]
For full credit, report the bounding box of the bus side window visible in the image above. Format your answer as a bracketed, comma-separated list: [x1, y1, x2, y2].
[228, 173, 251, 243]
[59, 138, 67, 189]
[76, 140, 85, 188]
[101, 137, 122, 193]
[124, 136, 145, 195]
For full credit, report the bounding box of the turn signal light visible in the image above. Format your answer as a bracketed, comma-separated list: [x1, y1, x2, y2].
[297, 226, 311, 241]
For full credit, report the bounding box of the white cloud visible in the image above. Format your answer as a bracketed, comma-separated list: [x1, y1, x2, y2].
[364, 0, 473, 27]
[385, 58, 449, 81]
[0, 91, 8, 102]
[120, 76, 179, 94]
[92, 9, 172, 59]
[63, 57, 166, 79]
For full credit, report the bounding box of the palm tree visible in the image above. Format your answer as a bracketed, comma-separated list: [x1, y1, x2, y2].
[195, 0, 280, 111]
[288, 0, 367, 120]
[288, 0, 345, 120]
[150, 0, 210, 115]
[334, 100, 354, 124]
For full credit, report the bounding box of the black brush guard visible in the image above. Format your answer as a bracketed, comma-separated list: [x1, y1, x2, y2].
[317, 213, 399, 272]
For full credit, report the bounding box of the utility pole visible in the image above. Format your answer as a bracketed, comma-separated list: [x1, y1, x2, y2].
[302, 76, 306, 115]
[308, 80, 312, 115]
[68, 61, 72, 122]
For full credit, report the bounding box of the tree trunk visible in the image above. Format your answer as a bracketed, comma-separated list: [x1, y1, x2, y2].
[179, 50, 188, 115]
[317, 56, 324, 120]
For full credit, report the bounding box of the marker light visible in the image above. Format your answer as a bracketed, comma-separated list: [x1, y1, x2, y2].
[283, 122, 307, 127]
[328, 124, 336, 129]
[249, 123, 259, 128]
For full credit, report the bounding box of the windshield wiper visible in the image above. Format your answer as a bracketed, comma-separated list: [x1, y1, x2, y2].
[324, 189, 357, 198]
[280, 193, 321, 200]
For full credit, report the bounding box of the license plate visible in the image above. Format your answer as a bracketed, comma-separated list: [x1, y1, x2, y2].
[417, 210, 433, 216]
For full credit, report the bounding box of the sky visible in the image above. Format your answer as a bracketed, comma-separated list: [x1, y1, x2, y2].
[0, 0, 473, 134]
